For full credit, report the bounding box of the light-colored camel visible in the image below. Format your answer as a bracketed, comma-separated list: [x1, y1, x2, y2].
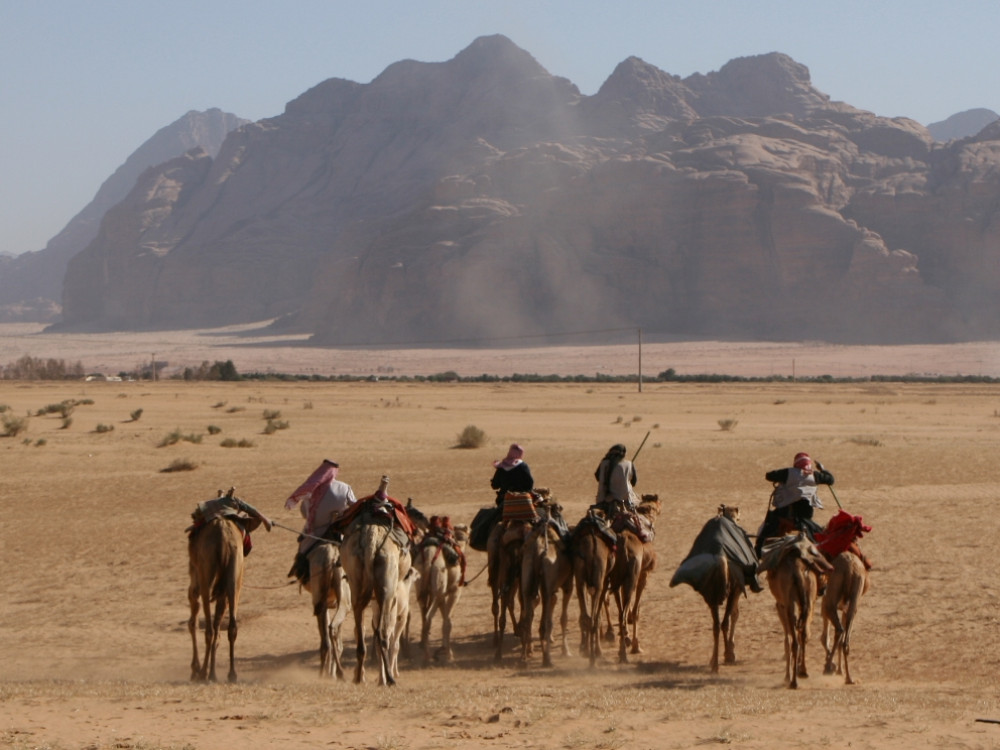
[821, 550, 870, 684]
[340, 477, 412, 685]
[187, 516, 244, 683]
[415, 523, 469, 664]
[763, 532, 834, 689]
[669, 504, 757, 673]
[518, 501, 573, 667]
[572, 509, 617, 667]
[609, 494, 661, 663]
[388, 566, 420, 680]
[301, 541, 351, 679]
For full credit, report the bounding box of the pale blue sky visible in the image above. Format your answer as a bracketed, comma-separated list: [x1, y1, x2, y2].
[2, 0, 998, 255]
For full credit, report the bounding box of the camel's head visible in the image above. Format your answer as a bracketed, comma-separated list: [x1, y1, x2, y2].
[718, 504, 740, 522]
[638, 494, 661, 519]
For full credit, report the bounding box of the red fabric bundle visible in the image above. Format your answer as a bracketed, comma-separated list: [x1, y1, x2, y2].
[815, 509, 872, 558]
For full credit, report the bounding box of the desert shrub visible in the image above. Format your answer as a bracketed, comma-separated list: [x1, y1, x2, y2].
[220, 438, 255, 448]
[211, 401, 227, 409]
[717, 418, 739, 432]
[263, 419, 289, 434]
[129, 408, 143, 422]
[161, 458, 198, 472]
[456, 424, 486, 449]
[60, 417, 72, 430]
[0, 404, 8, 413]
[94, 423, 114, 433]
[849, 435, 884, 447]
[38, 400, 75, 418]
[34, 438, 46, 447]
[262, 409, 282, 420]
[158, 429, 203, 447]
[225, 406, 245, 414]
[207, 425, 222, 435]
[2, 413, 29, 437]
[303, 400, 314, 410]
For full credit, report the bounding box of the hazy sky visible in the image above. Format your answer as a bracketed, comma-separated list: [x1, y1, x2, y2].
[3, 0, 999, 256]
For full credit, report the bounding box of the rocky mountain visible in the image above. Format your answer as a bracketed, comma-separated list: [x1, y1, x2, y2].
[56, 36, 1000, 344]
[0, 109, 246, 322]
[927, 108, 999, 141]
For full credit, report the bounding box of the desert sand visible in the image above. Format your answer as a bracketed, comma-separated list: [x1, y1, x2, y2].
[2, 329, 1000, 749]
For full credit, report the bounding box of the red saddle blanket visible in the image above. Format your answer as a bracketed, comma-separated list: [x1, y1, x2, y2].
[815, 509, 872, 558]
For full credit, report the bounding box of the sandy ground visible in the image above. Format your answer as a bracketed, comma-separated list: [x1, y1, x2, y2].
[0, 321, 998, 378]
[1, 336, 1000, 748]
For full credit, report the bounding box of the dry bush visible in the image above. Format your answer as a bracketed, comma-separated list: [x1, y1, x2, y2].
[161, 457, 198, 472]
[717, 417, 739, 432]
[456, 424, 486, 448]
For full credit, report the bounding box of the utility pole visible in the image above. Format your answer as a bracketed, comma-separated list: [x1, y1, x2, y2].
[152, 353, 157, 382]
[637, 327, 643, 393]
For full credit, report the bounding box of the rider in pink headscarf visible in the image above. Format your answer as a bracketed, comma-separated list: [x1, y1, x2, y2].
[490, 443, 534, 507]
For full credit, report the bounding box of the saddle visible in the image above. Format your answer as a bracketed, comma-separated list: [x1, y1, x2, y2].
[611, 508, 655, 543]
[575, 508, 618, 549]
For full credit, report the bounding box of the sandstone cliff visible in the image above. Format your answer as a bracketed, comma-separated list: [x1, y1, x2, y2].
[58, 36, 1000, 344]
[0, 109, 246, 321]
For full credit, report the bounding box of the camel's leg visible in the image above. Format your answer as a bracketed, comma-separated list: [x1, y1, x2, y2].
[575, 573, 590, 654]
[841, 579, 864, 685]
[538, 576, 555, 668]
[821, 598, 840, 676]
[722, 591, 740, 664]
[207, 594, 227, 683]
[775, 600, 794, 687]
[352, 594, 369, 684]
[614, 582, 630, 664]
[630, 567, 649, 655]
[420, 592, 437, 664]
[188, 580, 201, 681]
[518, 564, 537, 663]
[602, 596, 616, 642]
[440, 583, 459, 663]
[559, 576, 573, 657]
[709, 604, 722, 673]
[316, 602, 332, 678]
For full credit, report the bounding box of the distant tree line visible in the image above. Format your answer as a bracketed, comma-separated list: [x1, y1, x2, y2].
[1, 355, 85, 380]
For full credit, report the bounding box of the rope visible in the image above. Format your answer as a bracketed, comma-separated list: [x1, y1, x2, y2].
[244, 579, 298, 590]
[271, 520, 340, 546]
[463, 560, 489, 586]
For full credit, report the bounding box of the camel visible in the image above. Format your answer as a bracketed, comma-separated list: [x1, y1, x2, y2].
[300, 541, 351, 679]
[414, 520, 469, 664]
[518, 499, 573, 667]
[609, 494, 661, 663]
[340, 476, 414, 685]
[187, 515, 244, 683]
[762, 532, 834, 689]
[821, 550, 870, 684]
[572, 507, 617, 667]
[487, 489, 546, 662]
[670, 504, 760, 673]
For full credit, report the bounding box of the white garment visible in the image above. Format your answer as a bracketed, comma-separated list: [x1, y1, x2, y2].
[595, 459, 638, 506]
[298, 479, 356, 553]
[772, 467, 823, 510]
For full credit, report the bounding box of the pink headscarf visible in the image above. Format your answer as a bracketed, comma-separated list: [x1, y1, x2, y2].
[284, 459, 339, 510]
[493, 443, 524, 470]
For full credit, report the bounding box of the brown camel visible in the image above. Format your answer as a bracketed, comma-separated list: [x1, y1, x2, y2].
[487, 517, 528, 662]
[301, 541, 350, 679]
[414, 521, 469, 664]
[670, 505, 758, 673]
[821, 550, 870, 684]
[340, 477, 413, 685]
[609, 494, 661, 663]
[572, 508, 617, 667]
[518, 499, 573, 667]
[762, 532, 834, 689]
[187, 515, 244, 683]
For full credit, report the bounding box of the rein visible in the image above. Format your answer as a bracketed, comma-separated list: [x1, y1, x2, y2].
[463, 560, 489, 586]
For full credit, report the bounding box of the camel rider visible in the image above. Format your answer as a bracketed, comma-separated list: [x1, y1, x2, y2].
[490, 443, 534, 507]
[284, 459, 357, 581]
[189, 487, 272, 556]
[594, 443, 638, 514]
[755, 452, 833, 556]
